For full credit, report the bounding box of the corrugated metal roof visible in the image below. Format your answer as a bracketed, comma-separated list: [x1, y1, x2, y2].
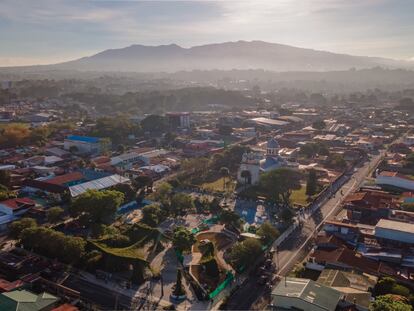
[69, 174, 129, 197]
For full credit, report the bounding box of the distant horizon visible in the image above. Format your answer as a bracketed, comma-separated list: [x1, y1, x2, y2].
[1, 40, 413, 68]
[0, 1, 413, 67]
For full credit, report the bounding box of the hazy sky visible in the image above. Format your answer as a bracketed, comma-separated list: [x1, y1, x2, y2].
[1, 0, 414, 66]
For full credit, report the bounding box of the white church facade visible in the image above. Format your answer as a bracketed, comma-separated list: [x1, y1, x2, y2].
[237, 138, 291, 185]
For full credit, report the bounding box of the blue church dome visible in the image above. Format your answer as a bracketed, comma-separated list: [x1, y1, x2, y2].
[267, 138, 279, 149]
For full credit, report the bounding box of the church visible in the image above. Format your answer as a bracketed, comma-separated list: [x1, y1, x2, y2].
[237, 138, 289, 185]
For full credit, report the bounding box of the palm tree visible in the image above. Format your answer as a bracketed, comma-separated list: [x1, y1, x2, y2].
[219, 167, 230, 193]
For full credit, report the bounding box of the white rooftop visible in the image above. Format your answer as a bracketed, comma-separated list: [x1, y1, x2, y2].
[376, 219, 414, 235]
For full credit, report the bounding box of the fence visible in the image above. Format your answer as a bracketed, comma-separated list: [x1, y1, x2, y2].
[273, 221, 299, 247]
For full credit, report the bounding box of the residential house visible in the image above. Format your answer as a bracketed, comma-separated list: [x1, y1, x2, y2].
[344, 190, 396, 224]
[0, 289, 58, 311]
[23, 170, 129, 199]
[323, 221, 359, 245]
[269, 277, 342, 311]
[376, 171, 414, 191]
[0, 198, 35, 231]
[374, 219, 414, 245]
[317, 269, 376, 311]
[110, 152, 143, 170]
[63, 135, 110, 155]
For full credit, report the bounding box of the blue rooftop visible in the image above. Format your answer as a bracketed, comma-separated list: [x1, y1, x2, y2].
[67, 135, 100, 143]
[267, 138, 280, 149]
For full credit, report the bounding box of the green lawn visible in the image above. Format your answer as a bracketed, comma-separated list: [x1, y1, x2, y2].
[91, 240, 148, 261]
[201, 177, 236, 193]
[290, 185, 309, 207]
[0, 122, 30, 129]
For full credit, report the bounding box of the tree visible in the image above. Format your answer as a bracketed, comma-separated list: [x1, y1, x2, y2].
[70, 189, 124, 224]
[181, 157, 210, 177]
[141, 115, 168, 133]
[152, 182, 172, 206]
[402, 203, 414, 212]
[257, 222, 280, 245]
[47, 207, 64, 223]
[210, 145, 250, 173]
[306, 169, 318, 197]
[241, 170, 251, 187]
[30, 126, 50, 146]
[281, 208, 294, 224]
[397, 98, 414, 111]
[370, 295, 412, 311]
[374, 277, 410, 297]
[172, 269, 186, 297]
[374, 277, 397, 296]
[404, 153, 414, 170]
[219, 167, 230, 192]
[260, 168, 302, 206]
[218, 125, 233, 136]
[0, 124, 31, 148]
[90, 116, 141, 145]
[312, 120, 326, 130]
[141, 204, 163, 227]
[9, 218, 37, 239]
[229, 238, 262, 271]
[20, 226, 86, 264]
[69, 145, 78, 154]
[208, 198, 222, 214]
[299, 142, 329, 158]
[117, 144, 126, 153]
[172, 227, 195, 253]
[134, 175, 153, 192]
[170, 193, 194, 216]
[0, 170, 11, 187]
[0, 183, 15, 201]
[163, 132, 177, 147]
[328, 154, 347, 169]
[112, 183, 136, 203]
[219, 209, 241, 228]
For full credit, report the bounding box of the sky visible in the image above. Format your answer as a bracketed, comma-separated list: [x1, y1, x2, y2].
[0, 0, 414, 66]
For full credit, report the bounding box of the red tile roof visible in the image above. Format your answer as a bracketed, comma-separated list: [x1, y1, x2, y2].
[344, 192, 367, 202]
[46, 172, 84, 185]
[0, 197, 35, 210]
[344, 190, 396, 209]
[312, 247, 380, 275]
[0, 278, 24, 292]
[91, 156, 110, 165]
[52, 304, 79, 311]
[402, 192, 414, 198]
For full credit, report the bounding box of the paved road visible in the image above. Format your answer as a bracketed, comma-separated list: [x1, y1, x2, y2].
[276, 153, 383, 276]
[63, 275, 133, 310]
[225, 151, 384, 310]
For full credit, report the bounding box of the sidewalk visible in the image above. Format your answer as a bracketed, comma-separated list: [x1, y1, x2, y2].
[77, 270, 173, 308]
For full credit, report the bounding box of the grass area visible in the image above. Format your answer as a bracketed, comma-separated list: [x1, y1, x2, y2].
[91, 240, 148, 262]
[0, 122, 30, 129]
[201, 177, 236, 193]
[290, 185, 309, 206]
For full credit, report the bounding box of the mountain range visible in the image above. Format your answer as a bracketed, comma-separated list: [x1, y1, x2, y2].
[47, 41, 412, 73]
